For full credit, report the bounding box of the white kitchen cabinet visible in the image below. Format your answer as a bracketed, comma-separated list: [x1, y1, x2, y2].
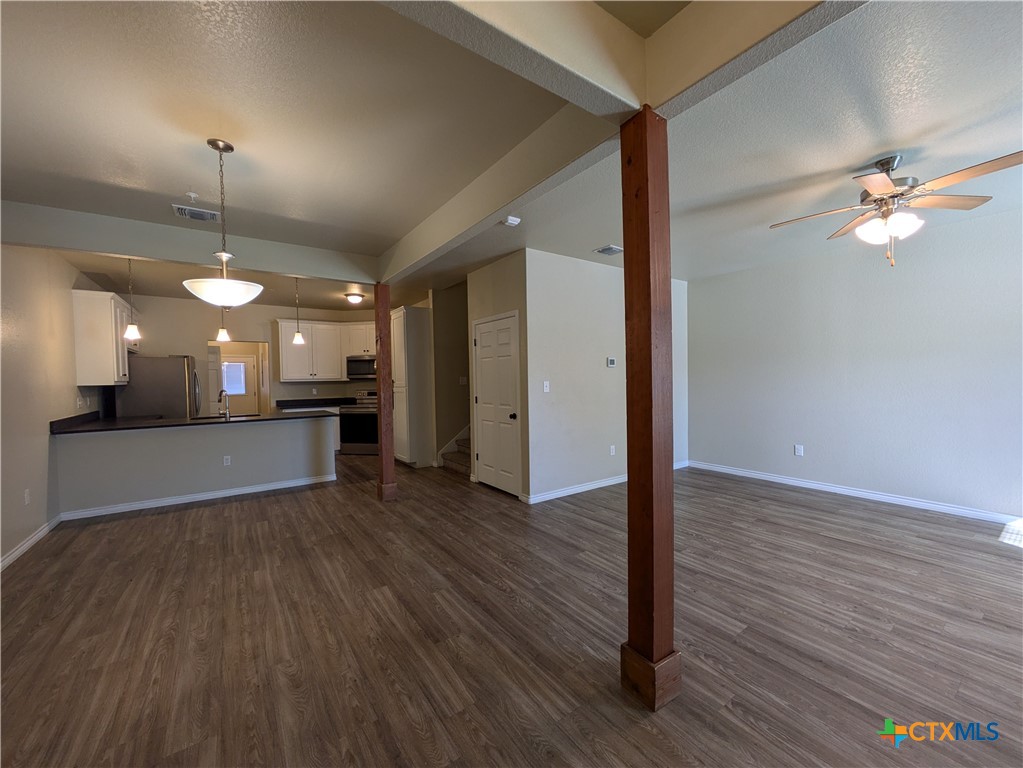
[277, 319, 343, 381]
[340, 322, 375, 381]
[72, 290, 134, 386]
[389, 306, 433, 466]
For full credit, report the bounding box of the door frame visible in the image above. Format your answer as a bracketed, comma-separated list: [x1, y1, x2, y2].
[470, 310, 521, 495]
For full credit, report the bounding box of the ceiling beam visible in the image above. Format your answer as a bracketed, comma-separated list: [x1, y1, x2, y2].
[384, 0, 645, 123]
[1, 202, 379, 284]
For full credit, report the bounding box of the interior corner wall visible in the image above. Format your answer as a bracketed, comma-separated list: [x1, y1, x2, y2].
[687, 207, 1022, 518]
[1, 245, 100, 560]
[466, 250, 529, 491]
[431, 281, 470, 454]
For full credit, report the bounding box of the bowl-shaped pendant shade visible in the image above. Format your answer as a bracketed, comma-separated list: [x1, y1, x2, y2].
[183, 278, 264, 307]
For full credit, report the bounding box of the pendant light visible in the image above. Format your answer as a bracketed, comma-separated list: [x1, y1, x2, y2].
[345, 292, 364, 304]
[183, 139, 264, 307]
[292, 278, 306, 345]
[123, 259, 141, 341]
[216, 307, 231, 342]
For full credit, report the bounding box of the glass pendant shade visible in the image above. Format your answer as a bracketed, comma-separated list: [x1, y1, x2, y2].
[216, 326, 231, 342]
[123, 323, 141, 341]
[345, 293, 364, 304]
[292, 331, 306, 345]
[855, 212, 923, 245]
[183, 276, 264, 307]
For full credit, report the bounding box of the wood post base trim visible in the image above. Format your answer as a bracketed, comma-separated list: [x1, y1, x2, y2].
[620, 643, 682, 711]
[377, 482, 398, 501]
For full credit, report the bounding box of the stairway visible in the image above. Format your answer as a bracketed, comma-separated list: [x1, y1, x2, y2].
[441, 438, 471, 478]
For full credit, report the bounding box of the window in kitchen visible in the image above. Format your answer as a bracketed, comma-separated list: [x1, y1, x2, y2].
[221, 361, 247, 395]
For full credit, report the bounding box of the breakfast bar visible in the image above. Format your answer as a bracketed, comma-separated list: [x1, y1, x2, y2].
[49, 410, 337, 519]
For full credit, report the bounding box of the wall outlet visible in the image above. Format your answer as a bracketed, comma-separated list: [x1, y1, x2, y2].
[607, 357, 617, 368]
[76, 395, 84, 409]
[794, 444, 804, 457]
[312, 387, 318, 395]
[24, 488, 30, 505]
[543, 380, 550, 393]
[85, 396, 90, 408]
[459, 376, 467, 386]
[223, 455, 231, 466]
[610, 444, 616, 456]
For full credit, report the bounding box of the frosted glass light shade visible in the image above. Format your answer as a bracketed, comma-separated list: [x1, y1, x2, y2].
[292, 331, 306, 345]
[183, 278, 264, 307]
[855, 212, 923, 245]
[216, 326, 231, 342]
[345, 293, 364, 304]
[123, 323, 141, 341]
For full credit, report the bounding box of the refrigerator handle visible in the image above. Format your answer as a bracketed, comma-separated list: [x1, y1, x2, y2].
[193, 368, 202, 418]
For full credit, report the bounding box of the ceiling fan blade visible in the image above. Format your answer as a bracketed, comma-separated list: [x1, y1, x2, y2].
[916, 150, 1023, 193]
[827, 209, 878, 240]
[853, 171, 896, 196]
[769, 204, 872, 230]
[905, 194, 992, 210]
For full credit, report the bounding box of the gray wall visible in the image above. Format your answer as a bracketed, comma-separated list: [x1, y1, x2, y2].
[431, 281, 470, 453]
[1, 246, 100, 559]
[688, 207, 1022, 517]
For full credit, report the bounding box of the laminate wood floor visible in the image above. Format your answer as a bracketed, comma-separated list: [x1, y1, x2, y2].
[2, 459, 1020, 767]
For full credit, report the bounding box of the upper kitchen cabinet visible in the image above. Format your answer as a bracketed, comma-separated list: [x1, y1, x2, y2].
[72, 290, 135, 385]
[277, 319, 343, 381]
[340, 322, 375, 380]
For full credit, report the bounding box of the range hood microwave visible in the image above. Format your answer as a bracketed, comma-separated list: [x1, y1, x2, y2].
[346, 355, 376, 380]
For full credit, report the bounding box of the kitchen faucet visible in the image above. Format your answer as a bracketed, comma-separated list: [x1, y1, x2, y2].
[218, 389, 230, 419]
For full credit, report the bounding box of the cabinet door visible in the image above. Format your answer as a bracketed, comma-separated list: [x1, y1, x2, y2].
[312, 322, 343, 380]
[390, 310, 407, 388]
[279, 319, 314, 380]
[393, 386, 411, 463]
[113, 300, 131, 382]
[350, 324, 374, 355]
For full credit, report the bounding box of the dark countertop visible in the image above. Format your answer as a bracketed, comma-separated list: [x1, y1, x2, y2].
[276, 397, 357, 408]
[50, 409, 339, 435]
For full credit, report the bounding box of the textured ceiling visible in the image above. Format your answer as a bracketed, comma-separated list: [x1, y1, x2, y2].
[0, 1, 564, 256]
[441, 1, 1023, 281]
[595, 1, 689, 38]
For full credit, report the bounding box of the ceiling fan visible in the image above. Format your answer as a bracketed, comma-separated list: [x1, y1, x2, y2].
[770, 150, 1023, 266]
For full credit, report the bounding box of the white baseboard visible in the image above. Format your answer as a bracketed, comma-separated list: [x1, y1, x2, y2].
[674, 459, 690, 469]
[686, 462, 1015, 525]
[59, 474, 337, 522]
[521, 473, 628, 504]
[1, 516, 61, 571]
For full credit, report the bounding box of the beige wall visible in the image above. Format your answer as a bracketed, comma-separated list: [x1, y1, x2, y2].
[431, 281, 470, 453]
[688, 207, 1022, 518]
[1, 246, 100, 559]
[132, 294, 376, 413]
[466, 250, 529, 492]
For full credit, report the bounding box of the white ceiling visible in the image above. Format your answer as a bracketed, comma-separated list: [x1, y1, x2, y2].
[1, 1, 1021, 298]
[442, 1, 1023, 281]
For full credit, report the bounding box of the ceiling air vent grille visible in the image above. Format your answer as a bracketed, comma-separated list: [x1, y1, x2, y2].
[171, 204, 220, 223]
[593, 244, 623, 256]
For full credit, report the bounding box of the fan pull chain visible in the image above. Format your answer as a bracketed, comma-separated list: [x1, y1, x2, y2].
[886, 236, 895, 267]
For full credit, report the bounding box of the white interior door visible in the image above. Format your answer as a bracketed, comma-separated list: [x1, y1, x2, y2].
[221, 355, 258, 415]
[473, 314, 520, 495]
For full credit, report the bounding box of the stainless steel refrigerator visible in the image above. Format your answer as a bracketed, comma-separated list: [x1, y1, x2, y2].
[116, 355, 202, 418]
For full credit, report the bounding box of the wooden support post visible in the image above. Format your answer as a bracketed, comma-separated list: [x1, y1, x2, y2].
[619, 104, 681, 711]
[374, 283, 397, 501]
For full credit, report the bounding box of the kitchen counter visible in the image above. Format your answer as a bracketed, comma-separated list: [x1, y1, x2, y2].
[50, 409, 338, 435]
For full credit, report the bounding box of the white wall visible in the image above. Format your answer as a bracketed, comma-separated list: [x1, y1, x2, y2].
[1, 246, 100, 560]
[688, 207, 1022, 518]
[431, 281, 470, 453]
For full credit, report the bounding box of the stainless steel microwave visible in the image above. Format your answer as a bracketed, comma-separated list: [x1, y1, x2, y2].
[346, 355, 377, 380]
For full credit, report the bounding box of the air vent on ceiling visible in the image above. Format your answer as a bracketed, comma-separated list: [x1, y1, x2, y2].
[171, 203, 220, 223]
[593, 244, 623, 256]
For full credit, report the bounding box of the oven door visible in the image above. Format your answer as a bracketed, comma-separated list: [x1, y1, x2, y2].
[339, 409, 379, 454]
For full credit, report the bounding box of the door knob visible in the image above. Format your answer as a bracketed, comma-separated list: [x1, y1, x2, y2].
[509, 413, 517, 420]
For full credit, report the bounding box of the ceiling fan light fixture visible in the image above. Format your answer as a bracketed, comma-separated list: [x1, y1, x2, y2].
[183, 140, 264, 307]
[345, 293, 364, 304]
[855, 212, 923, 245]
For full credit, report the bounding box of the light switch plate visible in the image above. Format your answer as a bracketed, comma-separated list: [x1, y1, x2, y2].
[607, 357, 617, 368]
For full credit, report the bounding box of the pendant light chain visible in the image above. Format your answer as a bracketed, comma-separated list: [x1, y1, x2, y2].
[219, 149, 227, 253]
[294, 278, 301, 331]
[127, 259, 135, 324]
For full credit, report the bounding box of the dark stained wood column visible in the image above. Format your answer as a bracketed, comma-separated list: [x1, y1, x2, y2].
[619, 104, 681, 711]
[374, 282, 397, 501]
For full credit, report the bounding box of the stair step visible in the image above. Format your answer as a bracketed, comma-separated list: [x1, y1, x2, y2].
[455, 438, 471, 454]
[441, 450, 470, 477]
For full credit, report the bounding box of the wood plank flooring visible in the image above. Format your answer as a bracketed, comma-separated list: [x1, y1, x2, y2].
[2, 459, 1020, 767]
